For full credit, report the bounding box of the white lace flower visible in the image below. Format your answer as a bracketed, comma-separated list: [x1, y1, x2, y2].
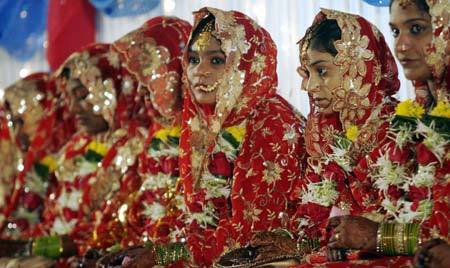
[395, 199, 433, 223]
[140, 172, 174, 191]
[57, 189, 82, 211]
[390, 124, 414, 148]
[325, 145, 353, 172]
[186, 202, 218, 227]
[410, 165, 435, 188]
[52, 218, 77, 235]
[416, 121, 448, 163]
[301, 179, 339, 207]
[201, 172, 231, 199]
[143, 202, 166, 222]
[373, 153, 407, 191]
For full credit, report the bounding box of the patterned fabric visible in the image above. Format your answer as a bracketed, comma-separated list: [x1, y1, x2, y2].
[414, 0, 450, 107]
[351, 0, 449, 243]
[88, 16, 191, 250]
[179, 7, 306, 266]
[0, 72, 76, 239]
[292, 8, 400, 243]
[41, 43, 151, 255]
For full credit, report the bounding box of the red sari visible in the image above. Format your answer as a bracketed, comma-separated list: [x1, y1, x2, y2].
[179, 7, 306, 266]
[291, 9, 410, 267]
[87, 16, 192, 250]
[297, 3, 449, 267]
[0, 72, 76, 239]
[40, 43, 151, 255]
[350, 0, 450, 248]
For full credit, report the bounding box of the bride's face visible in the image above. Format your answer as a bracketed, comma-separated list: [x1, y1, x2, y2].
[187, 32, 226, 105]
[304, 48, 342, 114]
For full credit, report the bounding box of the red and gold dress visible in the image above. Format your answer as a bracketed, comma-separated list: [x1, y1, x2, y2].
[0, 72, 76, 239]
[179, 8, 306, 266]
[296, 3, 449, 267]
[40, 43, 150, 255]
[88, 16, 192, 250]
[290, 9, 411, 267]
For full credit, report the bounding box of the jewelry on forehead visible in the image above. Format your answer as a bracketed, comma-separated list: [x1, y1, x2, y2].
[192, 19, 214, 52]
[397, 0, 415, 8]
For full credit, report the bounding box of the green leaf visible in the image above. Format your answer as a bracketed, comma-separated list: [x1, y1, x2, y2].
[34, 163, 49, 180]
[84, 150, 104, 163]
[150, 137, 163, 151]
[221, 131, 239, 148]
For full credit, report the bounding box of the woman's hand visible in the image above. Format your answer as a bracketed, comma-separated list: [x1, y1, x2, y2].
[97, 246, 156, 268]
[414, 239, 450, 268]
[250, 231, 298, 260]
[326, 216, 379, 252]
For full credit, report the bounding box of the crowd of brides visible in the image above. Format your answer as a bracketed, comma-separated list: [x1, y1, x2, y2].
[0, 0, 448, 267]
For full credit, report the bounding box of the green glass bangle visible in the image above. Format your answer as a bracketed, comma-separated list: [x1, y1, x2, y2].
[145, 241, 190, 265]
[32, 235, 62, 259]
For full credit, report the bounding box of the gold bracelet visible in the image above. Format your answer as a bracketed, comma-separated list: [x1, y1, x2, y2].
[394, 223, 405, 255]
[376, 223, 383, 253]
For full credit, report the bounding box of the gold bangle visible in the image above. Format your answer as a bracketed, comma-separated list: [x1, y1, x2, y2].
[394, 223, 405, 255]
[376, 224, 383, 253]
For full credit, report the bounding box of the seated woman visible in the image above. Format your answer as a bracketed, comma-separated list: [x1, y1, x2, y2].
[110, 7, 306, 267]
[0, 72, 75, 240]
[312, 1, 449, 267]
[280, 8, 409, 267]
[29, 43, 152, 259]
[87, 16, 191, 253]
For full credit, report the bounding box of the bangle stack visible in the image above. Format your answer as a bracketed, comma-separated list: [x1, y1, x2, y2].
[297, 238, 320, 254]
[376, 222, 421, 256]
[145, 241, 190, 265]
[32, 235, 63, 259]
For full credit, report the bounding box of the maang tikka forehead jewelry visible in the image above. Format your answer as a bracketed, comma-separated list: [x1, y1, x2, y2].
[192, 19, 215, 52]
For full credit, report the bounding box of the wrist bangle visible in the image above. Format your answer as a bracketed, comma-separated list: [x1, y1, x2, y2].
[297, 237, 320, 254]
[32, 235, 63, 259]
[145, 241, 190, 265]
[380, 222, 396, 256]
[376, 223, 382, 253]
[394, 223, 405, 255]
[405, 222, 420, 255]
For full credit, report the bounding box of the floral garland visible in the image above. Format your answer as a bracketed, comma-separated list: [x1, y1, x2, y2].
[51, 138, 109, 235]
[371, 99, 449, 223]
[4, 155, 57, 238]
[186, 122, 246, 228]
[134, 126, 183, 244]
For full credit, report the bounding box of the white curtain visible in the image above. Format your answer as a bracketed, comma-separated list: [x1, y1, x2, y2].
[0, 0, 414, 116]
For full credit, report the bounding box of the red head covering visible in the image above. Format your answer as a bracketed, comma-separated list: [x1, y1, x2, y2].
[54, 43, 129, 131]
[299, 9, 400, 161]
[113, 16, 192, 127]
[0, 72, 76, 236]
[85, 16, 192, 250]
[180, 7, 305, 265]
[292, 9, 400, 242]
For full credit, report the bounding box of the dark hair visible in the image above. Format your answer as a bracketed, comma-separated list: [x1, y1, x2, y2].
[389, 0, 429, 13]
[61, 67, 71, 79]
[188, 14, 216, 51]
[308, 19, 341, 56]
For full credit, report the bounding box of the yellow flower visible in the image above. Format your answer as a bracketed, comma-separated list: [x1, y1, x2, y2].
[429, 101, 450, 118]
[345, 125, 359, 142]
[40, 155, 57, 172]
[87, 141, 108, 156]
[225, 126, 246, 143]
[154, 128, 170, 142]
[168, 126, 181, 138]
[395, 99, 425, 118]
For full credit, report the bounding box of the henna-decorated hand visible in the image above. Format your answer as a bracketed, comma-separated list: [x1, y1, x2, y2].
[327, 216, 378, 253]
[414, 239, 450, 268]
